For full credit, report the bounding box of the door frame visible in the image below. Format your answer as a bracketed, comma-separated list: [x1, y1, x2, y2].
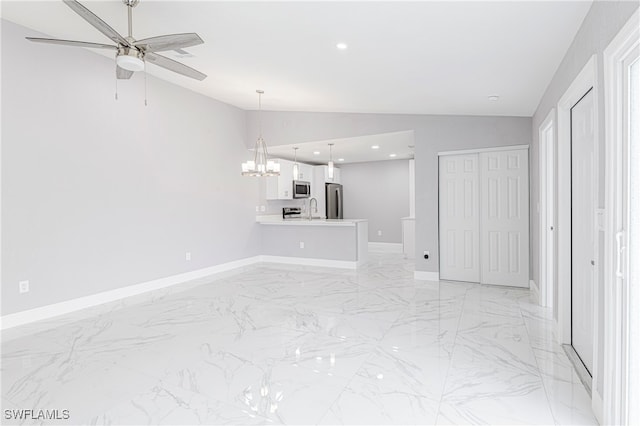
[556, 54, 601, 418]
[538, 109, 556, 308]
[603, 10, 639, 425]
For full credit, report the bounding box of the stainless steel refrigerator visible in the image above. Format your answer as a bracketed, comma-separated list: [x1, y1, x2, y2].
[325, 183, 343, 219]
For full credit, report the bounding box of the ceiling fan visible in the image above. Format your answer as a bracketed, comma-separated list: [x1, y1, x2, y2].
[26, 0, 207, 81]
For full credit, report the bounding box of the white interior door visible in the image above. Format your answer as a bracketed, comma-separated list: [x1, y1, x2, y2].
[479, 149, 529, 287]
[439, 154, 480, 282]
[571, 88, 596, 375]
[545, 138, 556, 306]
[539, 117, 556, 308]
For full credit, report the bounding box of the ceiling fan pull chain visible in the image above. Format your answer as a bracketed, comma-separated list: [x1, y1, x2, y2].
[115, 73, 119, 101]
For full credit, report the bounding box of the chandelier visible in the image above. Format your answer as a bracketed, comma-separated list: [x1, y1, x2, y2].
[241, 90, 280, 176]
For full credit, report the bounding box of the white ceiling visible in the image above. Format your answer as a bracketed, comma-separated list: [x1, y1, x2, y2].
[266, 130, 415, 165]
[2, 1, 592, 117]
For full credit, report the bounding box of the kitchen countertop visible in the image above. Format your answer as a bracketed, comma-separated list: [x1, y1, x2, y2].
[256, 215, 367, 227]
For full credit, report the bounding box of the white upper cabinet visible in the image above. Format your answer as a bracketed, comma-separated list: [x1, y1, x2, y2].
[266, 159, 293, 200]
[298, 163, 313, 181]
[265, 159, 315, 200]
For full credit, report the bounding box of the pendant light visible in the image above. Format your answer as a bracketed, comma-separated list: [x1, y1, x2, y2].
[292, 147, 300, 180]
[241, 90, 280, 177]
[327, 143, 335, 180]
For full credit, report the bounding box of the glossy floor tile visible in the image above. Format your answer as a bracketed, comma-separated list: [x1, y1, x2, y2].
[1, 254, 597, 425]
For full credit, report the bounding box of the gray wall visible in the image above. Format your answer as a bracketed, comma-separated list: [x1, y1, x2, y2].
[340, 160, 409, 243]
[261, 225, 357, 261]
[246, 111, 531, 273]
[1, 20, 261, 316]
[531, 0, 638, 318]
[529, 1, 639, 399]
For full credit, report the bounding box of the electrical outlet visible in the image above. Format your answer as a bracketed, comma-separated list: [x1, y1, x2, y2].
[19, 280, 29, 294]
[256, 206, 259, 212]
[261, 205, 266, 212]
[185, 252, 192, 261]
[423, 251, 430, 260]
[299, 242, 305, 249]
[377, 230, 382, 236]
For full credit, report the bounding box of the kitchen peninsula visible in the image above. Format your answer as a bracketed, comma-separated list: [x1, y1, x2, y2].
[257, 216, 368, 268]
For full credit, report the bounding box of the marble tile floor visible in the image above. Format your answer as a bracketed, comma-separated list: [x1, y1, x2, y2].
[1, 254, 597, 425]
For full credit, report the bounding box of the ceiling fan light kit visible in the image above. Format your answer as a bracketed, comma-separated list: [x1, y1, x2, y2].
[116, 48, 144, 72]
[26, 0, 207, 97]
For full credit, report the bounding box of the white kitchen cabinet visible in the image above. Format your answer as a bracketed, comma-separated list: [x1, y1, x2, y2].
[266, 159, 293, 200]
[266, 159, 316, 200]
[298, 163, 314, 182]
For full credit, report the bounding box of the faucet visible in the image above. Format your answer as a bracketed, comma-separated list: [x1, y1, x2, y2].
[308, 197, 318, 220]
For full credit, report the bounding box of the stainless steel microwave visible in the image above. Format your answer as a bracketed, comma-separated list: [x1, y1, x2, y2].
[292, 180, 311, 198]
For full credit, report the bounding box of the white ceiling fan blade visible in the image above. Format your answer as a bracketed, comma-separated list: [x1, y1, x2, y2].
[26, 37, 117, 50]
[63, 0, 131, 47]
[116, 65, 134, 80]
[145, 52, 207, 81]
[134, 33, 203, 53]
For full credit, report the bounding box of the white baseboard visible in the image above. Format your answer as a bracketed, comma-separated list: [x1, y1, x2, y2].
[530, 279, 540, 303]
[260, 255, 357, 269]
[368, 242, 403, 253]
[554, 318, 562, 344]
[1, 256, 262, 331]
[0, 254, 362, 330]
[414, 271, 439, 281]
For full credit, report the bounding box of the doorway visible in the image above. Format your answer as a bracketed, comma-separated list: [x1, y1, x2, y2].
[538, 111, 556, 308]
[571, 88, 596, 376]
[603, 11, 639, 424]
[556, 54, 602, 418]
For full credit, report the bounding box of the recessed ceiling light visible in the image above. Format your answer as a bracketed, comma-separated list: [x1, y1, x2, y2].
[336, 42, 348, 50]
[313, 151, 321, 155]
[389, 153, 397, 158]
[338, 158, 345, 162]
[488, 95, 500, 101]
[371, 145, 380, 150]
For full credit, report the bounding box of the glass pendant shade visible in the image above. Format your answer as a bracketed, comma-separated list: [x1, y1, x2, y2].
[241, 90, 280, 177]
[292, 147, 300, 180]
[327, 143, 335, 179]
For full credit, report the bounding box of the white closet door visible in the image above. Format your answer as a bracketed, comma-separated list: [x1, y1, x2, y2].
[439, 154, 480, 282]
[571, 88, 596, 375]
[479, 149, 529, 287]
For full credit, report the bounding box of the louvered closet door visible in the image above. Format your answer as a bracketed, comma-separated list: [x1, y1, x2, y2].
[479, 149, 529, 287]
[439, 154, 480, 282]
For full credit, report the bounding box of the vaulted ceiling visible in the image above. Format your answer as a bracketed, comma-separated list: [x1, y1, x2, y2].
[3, 1, 592, 116]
